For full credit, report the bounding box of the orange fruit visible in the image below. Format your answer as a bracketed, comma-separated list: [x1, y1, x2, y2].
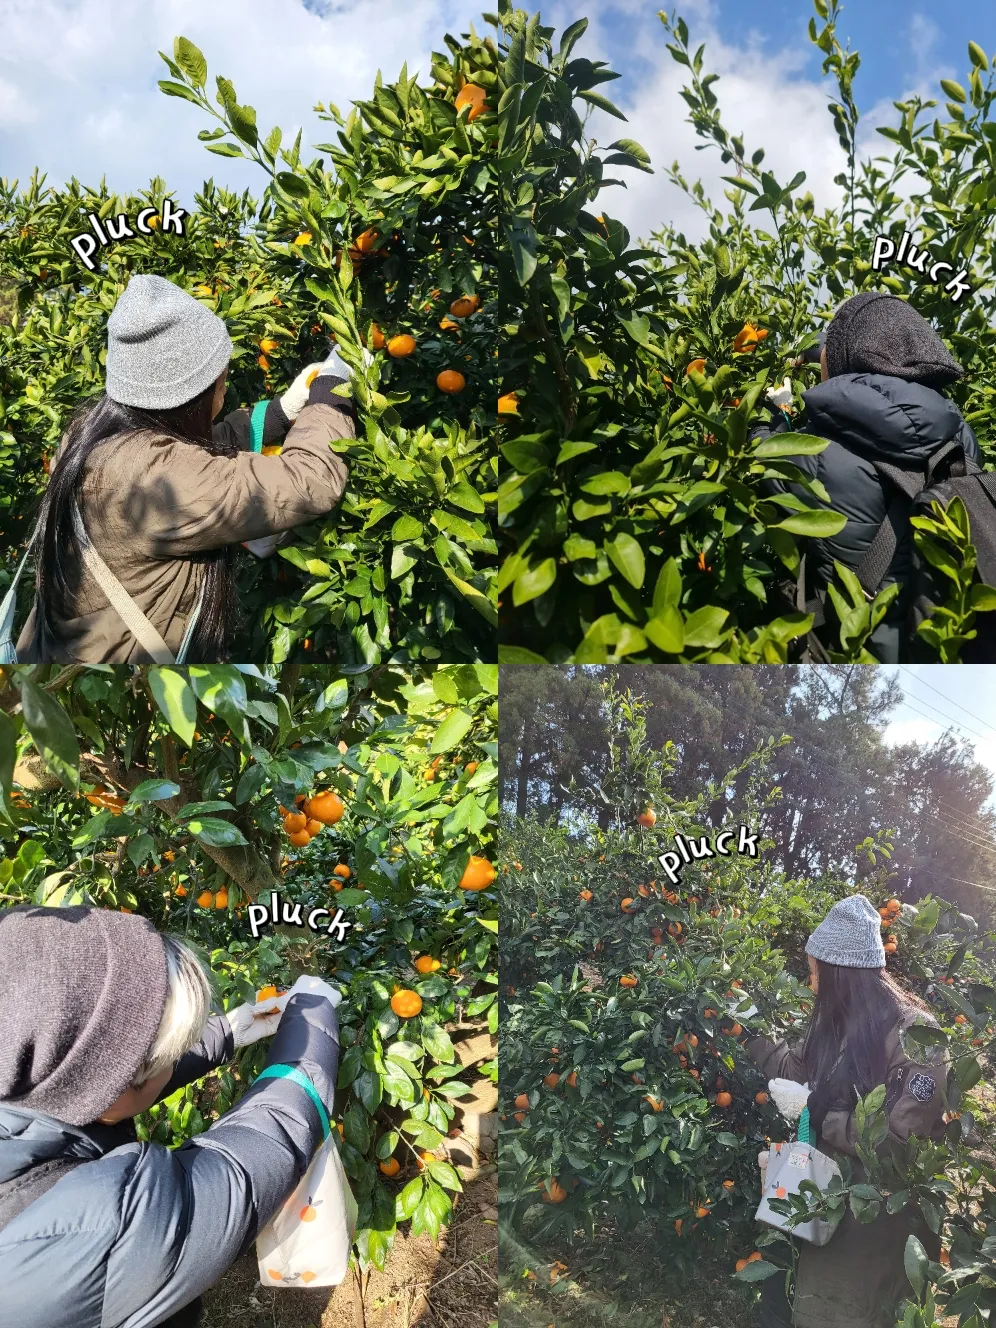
[288, 830, 311, 847]
[259, 337, 280, 354]
[354, 228, 381, 254]
[619, 974, 638, 988]
[436, 369, 466, 394]
[390, 989, 423, 1019]
[305, 818, 322, 837]
[214, 890, 228, 909]
[455, 84, 488, 122]
[293, 231, 312, 245]
[620, 897, 636, 912]
[686, 358, 707, 375]
[637, 809, 657, 828]
[439, 316, 460, 331]
[715, 1091, 733, 1108]
[414, 955, 441, 974]
[543, 1072, 560, 1090]
[579, 889, 593, 901]
[644, 1095, 663, 1111]
[416, 1149, 435, 1169]
[174, 884, 187, 898]
[196, 890, 214, 909]
[257, 986, 278, 1001]
[370, 323, 386, 350]
[723, 1179, 735, 1190]
[387, 334, 417, 358]
[463, 761, 479, 774]
[333, 864, 351, 879]
[459, 855, 495, 891]
[736, 1258, 748, 1273]
[955, 1014, 968, 1024]
[379, 1157, 401, 1177]
[539, 1178, 567, 1204]
[755, 1091, 769, 1105]
[748, 1251, 762, 1263]
[258, 355, 270, 371]
[306, 791, 344, 825]
[497, 391, 519, 415]
[283, 812, 307, 833]
[514, 1093, 530, 1110]
[565, 1071, 578, 1088]
[300, 1204, 317, 1222]
[696, 1205, 710, 1218]
[449, 293, 481, 318]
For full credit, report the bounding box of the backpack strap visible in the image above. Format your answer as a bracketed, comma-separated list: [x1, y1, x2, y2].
[72, 504, 176, 664]
[855, 440, 966, 597]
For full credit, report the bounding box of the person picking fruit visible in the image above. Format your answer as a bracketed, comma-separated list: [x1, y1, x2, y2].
[730, 895, 948, 1328]
[0, 904, 342, 1328]
[9, 274, 355, 664]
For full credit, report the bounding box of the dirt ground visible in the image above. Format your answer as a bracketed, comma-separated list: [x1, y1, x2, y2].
[203, 1166, 497, 1328]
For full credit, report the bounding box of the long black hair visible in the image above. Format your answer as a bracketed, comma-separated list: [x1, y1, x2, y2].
[802, 961, 930, 1132]
[36, 377, 238, 661]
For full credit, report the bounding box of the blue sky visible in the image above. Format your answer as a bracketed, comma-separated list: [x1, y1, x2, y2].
[1, 0, 990, 234]
[882, 665, 996, 797]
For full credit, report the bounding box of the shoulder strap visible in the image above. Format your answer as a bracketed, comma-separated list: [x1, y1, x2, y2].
[72, 504, 176, 664]
[254, 1063, 331, 1141]
[0, 522, 42, 665]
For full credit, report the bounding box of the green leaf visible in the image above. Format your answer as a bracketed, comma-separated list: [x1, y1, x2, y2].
[773, 509, 847, 537]
[158, 81, 203, 106]
[174, 36, 207, 88]
[513, 558, 557, 606]
[392, 515, 424, 542]
[125, 779, 181, 808]
[19, 680, 79, 791]
[940, 79, 967, 103]
[0, 710, 16, 803]
[904, 1234, 929, 1298]
[608, 137, 651, 164]
[505, 217, 538, 285]
[645, 607, 685, 654]
[441, 567, 498, 627]
[148, 669, 197, 747]
[754, 433, 830, 459]
[736, 1260, 780, 1282]
[430, 710, 474, 754]
[276, 171, 310, 198]
[605, 533, 646, 588]
[682, 605, 730, 648]
[578, 89, 628, 120]
[186, 817, 248, 847]
[188, 666, 248, 734]
[969, 41, 989, 71]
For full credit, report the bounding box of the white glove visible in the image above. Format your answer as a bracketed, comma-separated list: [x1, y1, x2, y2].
[243, 534, 281, 559]
[225, 987, 293, 1048]
[768, 1077, 810, 1123]
[765, 377, 794, 410]
[286, 973, 342, 1009]
[317, 344, 353, 378]
[279, 362, 329, 422]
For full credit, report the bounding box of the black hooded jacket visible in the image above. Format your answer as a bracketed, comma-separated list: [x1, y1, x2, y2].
[756, 372, 980, 661]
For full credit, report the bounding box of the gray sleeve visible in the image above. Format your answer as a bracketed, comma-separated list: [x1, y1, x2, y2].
[108, 994, 340, 1327]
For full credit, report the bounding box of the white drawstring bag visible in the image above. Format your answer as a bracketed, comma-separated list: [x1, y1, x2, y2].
[254, 1066, 357, 1288]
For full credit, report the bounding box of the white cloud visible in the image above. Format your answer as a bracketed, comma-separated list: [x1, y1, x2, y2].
[0, 0, 485, 199]
[884, 717, 946, 748]
[541, 2, 850, 245]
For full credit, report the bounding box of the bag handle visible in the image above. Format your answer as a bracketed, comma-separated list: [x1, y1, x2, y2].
[254, 1063, 332, 1141]
[72, 504, 177, 664]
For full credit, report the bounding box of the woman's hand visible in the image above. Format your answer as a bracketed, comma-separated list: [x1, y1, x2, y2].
[285, 973, 342, 1009]
[280, 363, 330, 422]
[225, 989, 294, 1048]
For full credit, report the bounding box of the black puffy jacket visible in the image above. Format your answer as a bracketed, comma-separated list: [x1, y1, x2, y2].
[756, 372, 981, 662]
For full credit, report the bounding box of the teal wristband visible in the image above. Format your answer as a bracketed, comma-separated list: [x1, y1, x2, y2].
[249, 399, 269, 453]
[254, 1063, 331, 1141]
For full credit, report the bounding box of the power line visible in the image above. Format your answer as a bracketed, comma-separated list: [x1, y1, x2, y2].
[897, 665, 996, 744]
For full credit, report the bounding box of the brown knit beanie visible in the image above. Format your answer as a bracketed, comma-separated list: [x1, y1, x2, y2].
[0, 905, 170, 1126]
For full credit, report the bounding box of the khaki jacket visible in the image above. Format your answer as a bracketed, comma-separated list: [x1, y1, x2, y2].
[748, 1008, 946, 1328]
[17, 400, 350, 663]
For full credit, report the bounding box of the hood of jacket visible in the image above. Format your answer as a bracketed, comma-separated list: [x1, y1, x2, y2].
[803, 372, 966, 465]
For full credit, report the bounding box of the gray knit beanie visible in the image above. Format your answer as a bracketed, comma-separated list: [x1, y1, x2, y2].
[805, 894, 886, 969]
[0, 905, 170, 1125]
[105, 274, 233, 409]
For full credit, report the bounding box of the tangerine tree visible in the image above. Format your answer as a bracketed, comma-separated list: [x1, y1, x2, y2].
[499, 689, 996, 1323]
[498, 0, 996, 663]
[0, 661, 498, 1271]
